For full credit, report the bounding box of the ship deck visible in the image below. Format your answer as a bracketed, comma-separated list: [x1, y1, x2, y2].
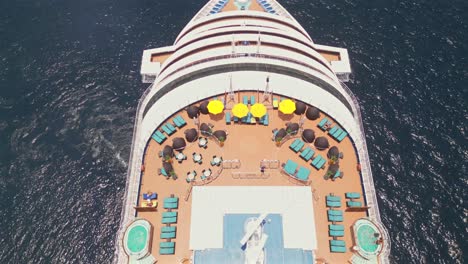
[136, 91, 370, 263]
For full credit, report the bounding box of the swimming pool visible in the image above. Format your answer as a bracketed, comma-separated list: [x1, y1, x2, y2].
[353, 218, 382, 258]
[123, 219, 152, 259]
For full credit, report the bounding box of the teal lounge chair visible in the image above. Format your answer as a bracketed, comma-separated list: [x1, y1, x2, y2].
[345, 192, 361, 199]
[160, 232, 176, 239]
[155, 130, 166, 140]
[330, 240, 346, 247]
[332, 128, 343, 139]
[162, 216, 177, 224]
[316, 158, 327, 169]
[296, 167, 310, 181]
[328, 215, 343, 222]
[329, 230, 344, 237]
[166, 123, 176, 132]
[336, 131, 348, 142]
[175, 115, 187, 127]
[162, 226, 176, 233]
[243, 96, 249, 105]
[330, 245, 346, 253]
[162, 124, 173, 135]
[225, 112, 231, 124]
[300, 147, 311, 159]
[318, 118, 329, 130]
[164, 197, 179, 203]
[326, 195, 341, 202]
[159, 247, 175, 255]
[347, 201, 363, 207]
[293, 140, 305, 152]
[160, 241, 174, 248]
[329, 224, 344, 231]
[163, 202, 178, 209]
[173, 117, 181, 127]
[329, 126, 338, 135]
[162, 211, 178, 218]
[283, 159, 298, 175]
[250, 95, 255, 104]
[262, 113, 269, 125]
[289, 139, 300, 150]
[326, 200, 341, 207]
[328, 210, 343, 216]
[160, 168, 168, 177]
[151, 133, 164, 144]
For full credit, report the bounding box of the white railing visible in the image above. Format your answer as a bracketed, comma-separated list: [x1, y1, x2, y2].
[113, 84, 154, 264]
[339, 81, 391, 263]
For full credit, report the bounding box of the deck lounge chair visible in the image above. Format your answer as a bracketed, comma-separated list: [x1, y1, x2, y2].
[243, 96, 249, 105]
[293, 140, 304, 152]
[332, 170, 343, 180]
[326, 200, 341, 208]
[155, 130, 167, 140]
[162, 226, 176, 233]
[329, 126, 338, 135]
[160, 231, 176, 239]
[326, 195, 341, 202]
[163, 202, 178, 209]
[300, 147, 312, 160]
[250, 95, 255, 104]
[332, 128, 343, 139]
[273, 98, 279, 109]
[329, 224, 344, 231]
[159, 247, 175, 255]
[330, 245, 346, 253]
[166, 123, 176, 132]
[345, 192, 361, 199]
[283, 159, 298, 175]
[162, 211, 178, 218]
[327, 215, 343, 222]
[162, 124, 174, 135]
[317, 118, 329, 130]
[336, 131, 348, 142]
[330, 240, 346, 247]
[164, 197, 179, 203]
[347, 201, 363, 207]
[296, 167, 310, 181]
[160, 242, 175, 248]
[289, 139, 300, 150]
[225, 112, 231, 124]
[328, 210, 343, 216]
[329, 230, 344, 237]
[162, 216, 177, 224]
[316, 158, 327, 169]
[151, 133, 164, 144]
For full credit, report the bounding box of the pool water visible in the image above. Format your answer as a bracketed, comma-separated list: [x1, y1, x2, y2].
[357, 225, 379, 253]
[127, 225, 148, 253]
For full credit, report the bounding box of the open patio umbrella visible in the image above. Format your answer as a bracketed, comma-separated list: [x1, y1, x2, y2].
[306, 106, 320, 120]
[213, 130, 227, 141]
[162, 162, 173, 173]
[199, 100, 209, 115]
[184, 128, 198, 142]
[278, 99, 296, 114]
[294, 101, 307, 115]
[232, 103, 249, 118]
[207, 100, 224, 115]
[302, 129, 316, 143]
[172, 137, 186, 151]
[250, 103, 267, 118]
[200, 123, 212, 136]
[162, 145, 174, 157]
[186, 105, 199, 118]
[327, 146, 340, 159]
[274, 128, 287, 141]
[314, 136, 330, 150]
[286, 122, 299, 135]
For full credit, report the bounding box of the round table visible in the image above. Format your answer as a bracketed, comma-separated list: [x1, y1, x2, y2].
[187, 173, 195, 181]
[204, 170, 212, 177]
[214, 157, 221, 164]
[194, 154, 202, 162]
[199, 138, 207, 147]
[176, 153, 185, 160]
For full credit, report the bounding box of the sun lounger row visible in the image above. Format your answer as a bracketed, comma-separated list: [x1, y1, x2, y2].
[328, 125, 348, 142]
[300, 147, 315, 161]
[161, 225, 177, 239]
[160, 241, 175, 255]
[172, 115, 186, 128]
[161, 123, 176, 135]
[345, 192, 360, 199]
[311, 155, 326, 169]
[347, 201, 362, 207]
[289, 138, 305, 153]
[327, 209, 343, 222]
[209, 0, 228, 15]
[329, 240, 347, 253]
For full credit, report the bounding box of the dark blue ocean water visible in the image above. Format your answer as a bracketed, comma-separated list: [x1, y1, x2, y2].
[0, 0, 466, 263]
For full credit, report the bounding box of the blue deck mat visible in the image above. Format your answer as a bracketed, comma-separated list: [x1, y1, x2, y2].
[193, 214, 313, 263]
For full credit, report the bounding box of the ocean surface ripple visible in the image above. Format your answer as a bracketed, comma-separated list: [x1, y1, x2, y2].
[0, 0, 466, 263]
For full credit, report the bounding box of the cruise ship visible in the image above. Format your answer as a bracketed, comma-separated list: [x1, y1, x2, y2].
[115, 1, 390, 263]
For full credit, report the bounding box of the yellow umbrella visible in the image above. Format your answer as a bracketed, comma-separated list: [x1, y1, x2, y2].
[207, 100, 224, 115]
[232, 103, 249, 118]
[250, 103, 267, 118]
[278, 99, 296, 114]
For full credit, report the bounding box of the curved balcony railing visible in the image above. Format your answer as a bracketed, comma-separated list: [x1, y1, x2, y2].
[339, 81, 391, 263]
